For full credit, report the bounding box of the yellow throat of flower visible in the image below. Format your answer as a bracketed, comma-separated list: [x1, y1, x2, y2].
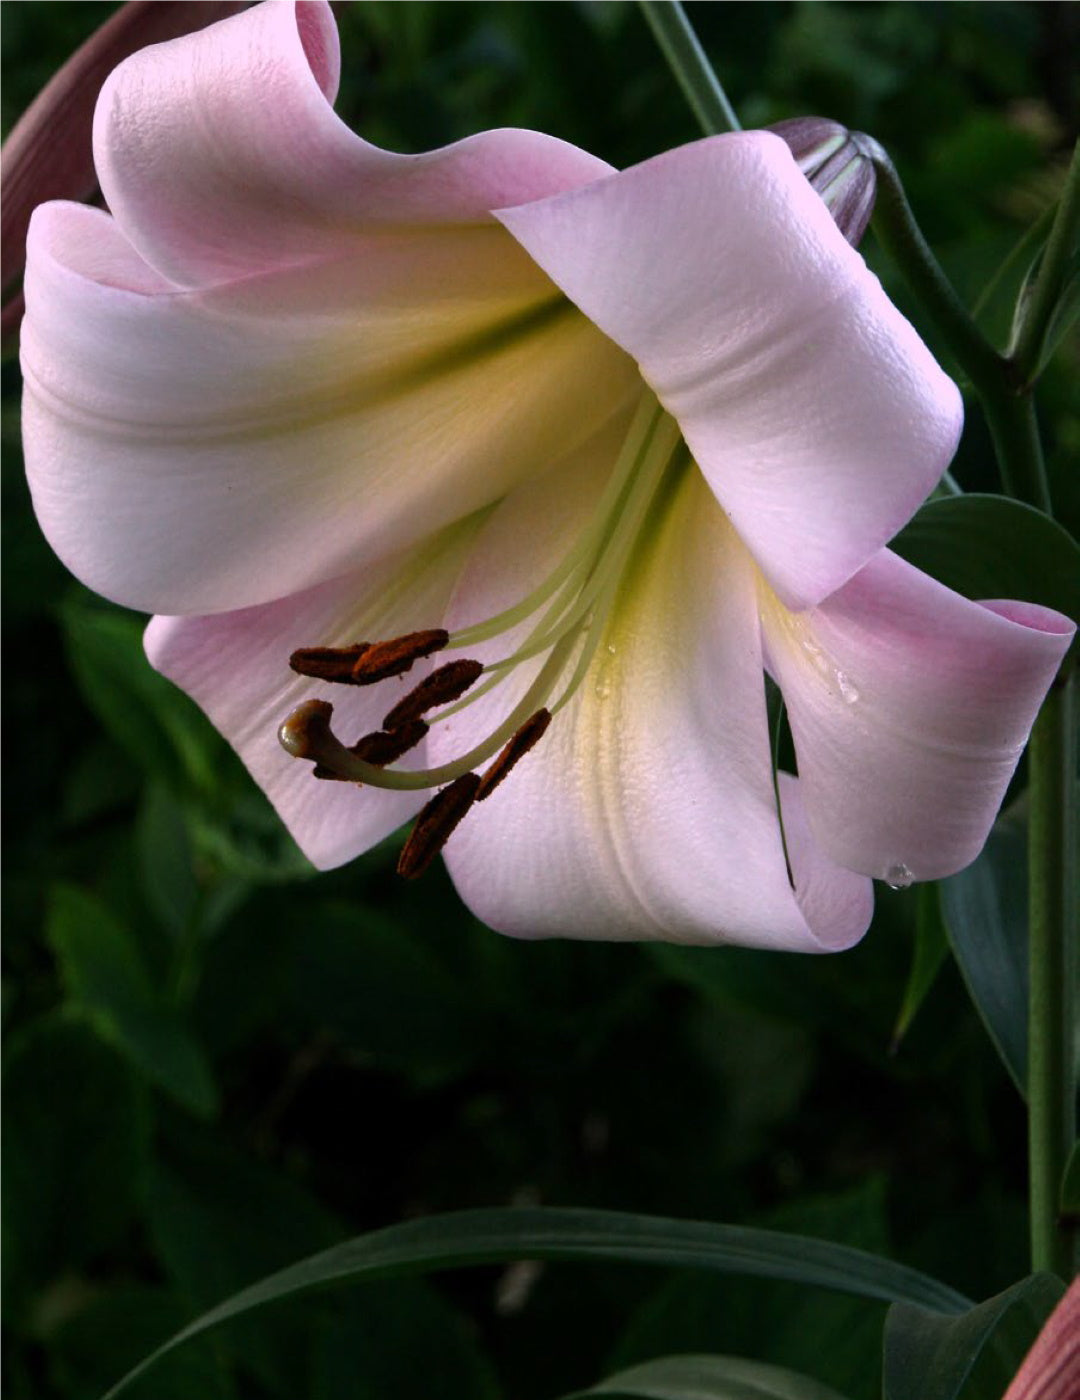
[279, 392, 688, 876]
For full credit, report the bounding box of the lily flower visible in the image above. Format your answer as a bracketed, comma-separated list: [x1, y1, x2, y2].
[20, 1, 1074, 949]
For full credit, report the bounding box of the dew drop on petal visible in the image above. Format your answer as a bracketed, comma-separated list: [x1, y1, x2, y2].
[836, 670, 860, 704]
[884, 861, 914, 890]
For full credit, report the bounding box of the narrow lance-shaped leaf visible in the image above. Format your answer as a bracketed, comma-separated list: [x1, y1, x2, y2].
[100, 1207, 971, 1400]
[560, 1352, 854, 1400]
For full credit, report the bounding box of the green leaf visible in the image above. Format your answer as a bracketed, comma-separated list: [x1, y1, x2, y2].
[147, 1124, 343, 1397]
[100, 1207, 970, 1400]
[891, 883, 950, 1050]
[611, 1181, 891, 1400]
[1031, 271, 1079, 379]
[46, 884, 218, 1117]
[61, 596, 224, 794]
[563, 1353, 852, 1400]
[49, 1286, 235, 1400]
[1061, 1140, 1080, 1215]
[890, 494, 1080, 641]
[939, 810, 1028, 1096]
[310, 1281, 500, 1400]
[2, 1015, 150, 1302]
[883, 1273, 1064, 1400]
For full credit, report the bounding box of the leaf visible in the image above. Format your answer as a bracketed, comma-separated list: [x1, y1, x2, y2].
[310, 1281, 500, 1400]
[147, 1124, 343, 1396]
[883, 1273, 1064, 1400]
[1032, 271, 1079, 380]
[611, 1181, 892, 1400]
[891, 883, 950, 1050]
[100, 1207, 971, 1400]
[46, 884, 218, 1117]
[890, 494, 1080, 645]
[1061, 1140, 1080, 1216]
[562, 1353, 853, 1400]
[2, 1015, 150, 1302]
[49, 1286, 235, 1400]
[61, 596, 224, 795]
[939, 810, 1028, 1096]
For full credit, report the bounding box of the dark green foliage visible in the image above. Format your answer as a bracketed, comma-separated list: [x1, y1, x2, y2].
[3, 3, 1075, 1398]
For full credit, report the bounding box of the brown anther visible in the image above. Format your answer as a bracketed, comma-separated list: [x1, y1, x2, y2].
[397, 772, 481, 880]
[278, 699, 335, 760]
[289, 644, 370, 683]
[351, 629, 449, 684]
[382, 659, 484, 731]
[312, 763, 353, 782]
[348, 719, 429, 767]
[476, 709, 552, 801]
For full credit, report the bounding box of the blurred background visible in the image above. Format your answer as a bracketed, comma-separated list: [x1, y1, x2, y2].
[2, 3, 1077, 1398]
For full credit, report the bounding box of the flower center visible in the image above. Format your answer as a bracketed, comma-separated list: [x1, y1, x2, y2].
[279, 393, 688, 876]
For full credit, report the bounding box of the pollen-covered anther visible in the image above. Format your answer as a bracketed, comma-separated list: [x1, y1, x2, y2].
[349, 719, 429, 766]
[382, 659, 484, 731]
[278, 698, 336, 760]
[289, 643, 370, 682]
[476, 708, 552, 801]
[351, 629, 449, 684]
[311, 718, 428, 779]
[397, 772, 482, 880]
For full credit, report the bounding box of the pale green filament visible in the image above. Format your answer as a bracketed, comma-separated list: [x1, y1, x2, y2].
[316, 391, 687, 791]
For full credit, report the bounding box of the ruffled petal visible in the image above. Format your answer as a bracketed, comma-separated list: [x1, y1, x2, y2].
[93, 0, 613, 287]
[429, 455, 872, 949]
[498, 132, 962, 610]
[21, 200, 637, 613]
[144, 514, 488, 871]
[760, 550, 1075, 882]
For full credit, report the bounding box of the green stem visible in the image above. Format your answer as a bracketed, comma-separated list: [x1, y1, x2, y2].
[1028, 671, 1078, 1279]
[981, 390, 1053, 517]
[638, 0, 741, 137]
[1011, 140, 1080, 386]
[869, 150, 1054, 515]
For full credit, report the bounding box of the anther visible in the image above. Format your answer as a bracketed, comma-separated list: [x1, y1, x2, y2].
[289, 644, 370, 683]
[350, 719, 429, 766]
[382, 659, 484, 731]
[278, 699, 336, 759]
[476, 709, 552, 801]
[351, 629, 449, 684]
[397, 772, 482, 880]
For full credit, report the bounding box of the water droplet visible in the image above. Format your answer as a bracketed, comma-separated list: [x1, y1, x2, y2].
[884, 861, 914, 890]
[836, 670, 859, 704]
[801, 636, 829, 673]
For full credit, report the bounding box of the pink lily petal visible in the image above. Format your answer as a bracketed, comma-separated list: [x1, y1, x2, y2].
[430, 457, 872, 949]
[22, 200, 636, 613]
[761, 550, 1075, 882]
[93, 0, 612, 288]
[497, 133, 962, 611]
[144, 514, 490, 870]
[1003, 1279, 1080, 1400]
[1, 1, 245, 300]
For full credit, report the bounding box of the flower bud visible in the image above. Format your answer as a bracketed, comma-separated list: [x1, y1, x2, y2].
[769, 117, 880, 247]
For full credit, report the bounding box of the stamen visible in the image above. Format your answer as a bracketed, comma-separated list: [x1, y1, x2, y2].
[310, 718, 429, 780]
[279, 699, 336, 759]
[351, 629, 449, 684]
[350, 719, 430, 766]
[382, 659, 484, 731]
[397, 772, 481, 879]
[476, 709, 551, 801]
[290, 644, 370, 683]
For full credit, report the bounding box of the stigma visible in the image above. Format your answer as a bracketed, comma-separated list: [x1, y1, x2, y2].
[279, 393, 688, 876]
